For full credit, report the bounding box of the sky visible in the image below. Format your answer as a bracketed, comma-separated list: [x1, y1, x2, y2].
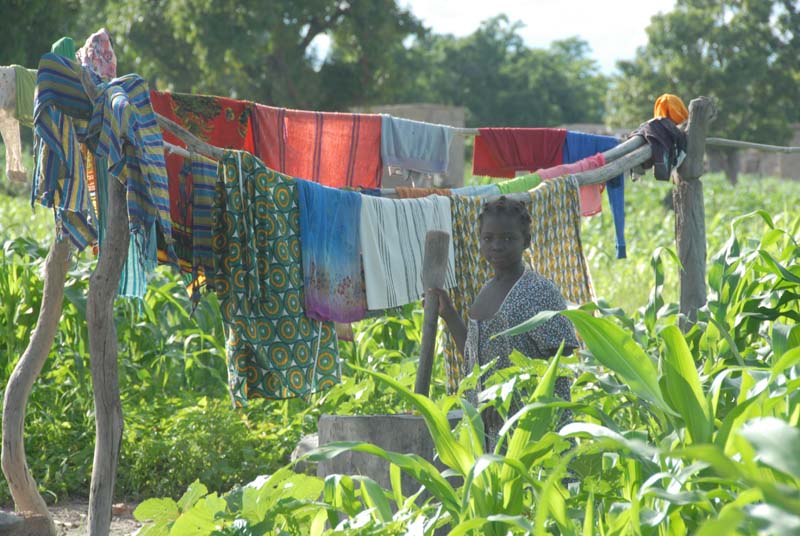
[400, 0, 677, 74]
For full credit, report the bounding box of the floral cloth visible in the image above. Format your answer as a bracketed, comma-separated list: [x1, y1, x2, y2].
[77, 28, 117, 81]
[213, 150, 340, 406]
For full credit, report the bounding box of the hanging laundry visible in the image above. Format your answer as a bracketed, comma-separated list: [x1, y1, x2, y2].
[297, 179, 367, 323]
[562, 131, 627, 259]
[11, 65, 36, 128]
[394, 186, 451, 198]
[33, 52, 177, 296]
[76, 28, 117, 81]
[150, 90, 255, 210]
[472, 128, 566, 178]
[450, 183, 501, 197]
[541, 150, 606, 216]
[441, 195, 490, 392]
[213, 150, 340, 406]
[380, 115, 454, 175]
[0, 67, 27, 182]
[495, 172, 542, 195]
[527, 177, 595, 307]
[630, 118, 687, 182]
[654, 94, 688, 124]
[32, 54, 96, 249]
[251, 104, 382, 189]
[360, 194, 457, 310]
[160, 153, 217, 285]
[51, 36, 77, 60]
[150, 91, 254, 151]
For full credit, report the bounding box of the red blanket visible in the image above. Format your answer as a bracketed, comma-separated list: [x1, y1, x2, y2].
[252, 104, 382, 188]
[473, 128, 566, 178]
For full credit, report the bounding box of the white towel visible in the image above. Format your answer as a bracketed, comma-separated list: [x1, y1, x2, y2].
[360, 194, 457, 309]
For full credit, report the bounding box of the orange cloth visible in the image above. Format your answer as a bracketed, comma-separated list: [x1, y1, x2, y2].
[394, 186, 451, 198]
[654, 94, 688, 124]
[252, 104, 383, 189]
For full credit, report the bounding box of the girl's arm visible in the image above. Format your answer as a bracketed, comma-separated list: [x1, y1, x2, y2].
[427, 288, 468, 356]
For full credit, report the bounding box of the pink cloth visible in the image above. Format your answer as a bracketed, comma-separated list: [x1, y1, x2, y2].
[537, 153, 606, 216]
[251, 104, 383, 189]
[473, 128, 566, 178]
[77, 28, 117, 81]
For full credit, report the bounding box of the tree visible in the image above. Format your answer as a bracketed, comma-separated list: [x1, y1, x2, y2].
[607, 0, 800, 184]
[76, 0, 424, 111]
[397, 17, 609, 127]
[0, 0, 82, 68]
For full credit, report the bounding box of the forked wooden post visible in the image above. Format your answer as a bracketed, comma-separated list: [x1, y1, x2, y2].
[86, 174, 130, 535]
[415, 230, 451, 397]
[674, 96, 716, 329]
[1, 240, 70, 536]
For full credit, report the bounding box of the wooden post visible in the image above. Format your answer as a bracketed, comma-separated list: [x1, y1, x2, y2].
[674, 97, 716, 330]
[414, 231, 451, 397]
[1, 240, 70, 536]
[87, 174, 130, 535]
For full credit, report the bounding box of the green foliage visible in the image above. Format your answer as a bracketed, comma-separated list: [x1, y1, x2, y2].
[2, 169, 800, 533]
[606, 0, 800, 182]
[134, 191, 800, 534]
[399, 17, 608, 127]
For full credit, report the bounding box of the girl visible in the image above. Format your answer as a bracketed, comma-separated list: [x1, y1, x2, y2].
[430, 195, 578, 448]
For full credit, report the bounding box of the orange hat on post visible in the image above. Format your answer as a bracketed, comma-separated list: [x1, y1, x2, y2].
[654, 94, 689, 124]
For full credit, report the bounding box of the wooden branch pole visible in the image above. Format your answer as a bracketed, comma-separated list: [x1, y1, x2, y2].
[1, 240, 70, 536]
[674, 97, 716, 329]
[87, 174, 130, 536]
[415, 230, 451, 397]
[155, 113, 225, 161]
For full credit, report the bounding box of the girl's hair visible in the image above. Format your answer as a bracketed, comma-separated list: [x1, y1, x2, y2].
[478, 196, 532, 240]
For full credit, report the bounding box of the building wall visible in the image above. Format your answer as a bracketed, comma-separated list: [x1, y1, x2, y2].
[353, 104, 466, 188]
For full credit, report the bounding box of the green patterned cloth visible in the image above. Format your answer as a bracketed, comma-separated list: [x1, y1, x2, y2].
[213, 150, 340, 406]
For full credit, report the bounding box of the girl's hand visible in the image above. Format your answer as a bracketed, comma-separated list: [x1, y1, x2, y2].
[426, 288, 456, 319]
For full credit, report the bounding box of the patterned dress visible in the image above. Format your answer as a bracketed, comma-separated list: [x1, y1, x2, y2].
[213, 150, 339, 406]
[464, 269, 578, 449]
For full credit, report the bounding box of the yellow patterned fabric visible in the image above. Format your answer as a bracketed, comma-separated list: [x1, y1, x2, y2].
[442, 195, 491, 392]
[527, 176, 595, 308]
[441, 177, 594, 392]
[213, 150, 339, 406]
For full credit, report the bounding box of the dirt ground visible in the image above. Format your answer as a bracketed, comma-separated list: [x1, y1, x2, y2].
[1, 501, 141, 536]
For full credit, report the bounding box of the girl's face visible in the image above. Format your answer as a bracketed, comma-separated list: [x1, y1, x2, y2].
[479, 213, 529, 270]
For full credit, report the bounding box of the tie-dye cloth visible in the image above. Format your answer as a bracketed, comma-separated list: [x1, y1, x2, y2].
[76, 28, 117, 81]
[213, 150, 340, 406]
[296, 179, 367, 323]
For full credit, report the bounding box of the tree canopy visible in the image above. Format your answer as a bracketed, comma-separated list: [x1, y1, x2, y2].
[0, 2, 608, 127]
[606, 0, 800, 181]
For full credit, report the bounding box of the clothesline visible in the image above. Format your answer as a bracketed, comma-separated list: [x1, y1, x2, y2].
[706, 137, 800, 153]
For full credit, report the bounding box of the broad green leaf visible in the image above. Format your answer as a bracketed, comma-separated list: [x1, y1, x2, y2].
[661, 325, 713, 444]
[771, 347, 800, 382]
[307, 441, 460, 514]
[561, 423, 658, 459]
[772, 323, 800, 362]
[583, 493, 594, 536]
[561, 309, 677, 415]
[695, 505, 745, 536]
[356, 366, 474, 476]
[738, 417, 800, 478]
[356, 476, 393, 522]
[758, 250, 800, 285]
[170, 493, 227, 535]
[134, 498, 180, 524]
[491, 309, 560, 338]
[177, 480, 208, 512]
